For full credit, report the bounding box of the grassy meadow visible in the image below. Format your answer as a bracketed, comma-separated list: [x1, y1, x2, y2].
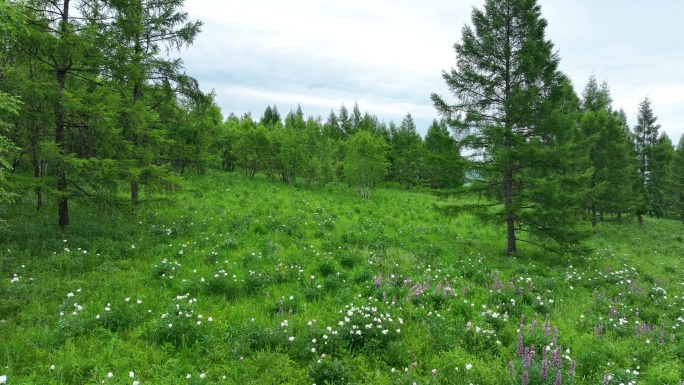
[1, 171, 684, 384]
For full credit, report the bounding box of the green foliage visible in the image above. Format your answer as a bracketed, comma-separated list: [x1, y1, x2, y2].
[672, 134, 684, 223]
[432, 0, 591, 254]
[344, 131, 390, 199]
[2, 171, 684, 383]
[0, 91, 20, 207]
[424, 119, 464, 190]
[389, 113, 425, 189]
[308, 358, 352, 385]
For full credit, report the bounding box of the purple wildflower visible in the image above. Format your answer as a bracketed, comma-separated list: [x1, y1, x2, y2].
[541, 359, 549, 379]
[521, 370, 529, 385]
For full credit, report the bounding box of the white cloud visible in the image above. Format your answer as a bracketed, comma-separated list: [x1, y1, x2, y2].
[179, 0, 684, 139]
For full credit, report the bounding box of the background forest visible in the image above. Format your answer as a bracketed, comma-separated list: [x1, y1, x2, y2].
[2, 0, 684, 384]
[1, 0, 683, 240]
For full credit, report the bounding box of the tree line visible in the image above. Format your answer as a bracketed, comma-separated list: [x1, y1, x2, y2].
[1, 0, 684, 255]
[221, 103, 464, 196]
[0, 0, 463, 227]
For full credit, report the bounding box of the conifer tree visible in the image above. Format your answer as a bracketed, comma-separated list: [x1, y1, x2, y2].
[97, 0, 203, 205]
[350, 101, 362, 136]
[649, 133, 675, 217]
[578, 77, 634, 225]
[390, 113, 423, 189]
[424, 119, 464, 189]
[672, 134, 684, 224]
[632, 97, 661, 227]
[431, 0, 590, 254]
[338, 103, 352, 138]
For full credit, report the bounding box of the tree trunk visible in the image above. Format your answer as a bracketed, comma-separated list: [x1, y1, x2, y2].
[637, 213, 643, 229]
[34, 158, 42, 211]
[504, 170, 516, 255]
[55, 0, 71, 228]
[131, 181, 139, 206]
[591, 204, 597, 227]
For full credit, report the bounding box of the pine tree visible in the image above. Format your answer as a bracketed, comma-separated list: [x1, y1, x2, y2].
[431, 0, 590, 254]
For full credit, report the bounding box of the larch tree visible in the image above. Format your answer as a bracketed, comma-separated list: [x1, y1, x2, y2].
[649, 133, 675, 217]
[390, 113, 423, 189]
[578, 77, 634, 225]
[632, 97, 661, 227]
[13, 0, 112, 227]
[424, 119, 464, 190]
[338, 103, 352, 138]
[672, 134, 684, 224]
[97, 0, 203, 205]
[431, 0, 590, 254]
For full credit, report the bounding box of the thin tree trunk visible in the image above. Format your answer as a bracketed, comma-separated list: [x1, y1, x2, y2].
[591, 204, 597, 227]
[131, 181, 139, 206]
[504, 170, 516, 255]
[637, 213, 643, 229]
[55, 0, 71, 228]
[34, 158, 42, 211]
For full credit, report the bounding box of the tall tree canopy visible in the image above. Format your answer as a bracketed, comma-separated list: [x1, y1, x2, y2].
[632, 97, 662, 227]
[578, 77, 634, 225]
[432, 0, 589, 254]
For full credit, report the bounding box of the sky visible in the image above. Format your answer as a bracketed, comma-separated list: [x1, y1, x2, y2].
[178, 0, 684, 141]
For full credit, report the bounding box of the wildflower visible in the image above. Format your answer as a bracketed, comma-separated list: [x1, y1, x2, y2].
[187, 374, 191, 378]
[129, 371, 135, 378]
[108, 372, 114, 378]
[50, 365, 55, 370]
[289, 336, 295, 341]
[133, 382, 140, 385]
[200, 373, 206, 379]
[465, 364, 472, 370]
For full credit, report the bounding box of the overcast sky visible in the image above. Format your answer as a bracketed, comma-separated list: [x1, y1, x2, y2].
[178, 0, 684, 141]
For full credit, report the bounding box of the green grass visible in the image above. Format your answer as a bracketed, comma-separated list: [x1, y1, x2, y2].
[1, 170, 683, 384]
